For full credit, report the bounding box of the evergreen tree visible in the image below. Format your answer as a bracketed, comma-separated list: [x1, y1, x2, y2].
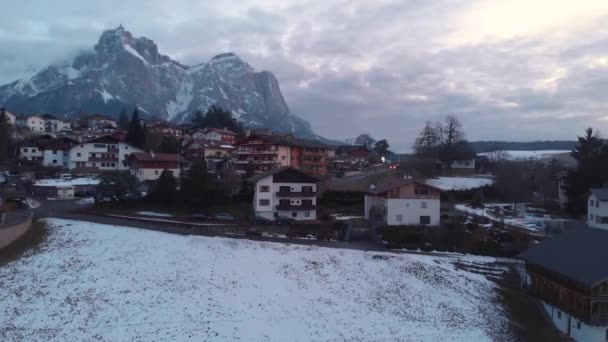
[373, 139, 390, 158]
[354, 133, 375, 149]
[151, 170, 178, 205]
[240, 162, 256, 197]
[191, 106, 244, 135]
[180, 160, 210, 206]
[118, 107, 129, 130]
[566, 128, 605, 216]
[158, 136, 179, 154]
[0, 108, 13, 162]
[126, 107, 146, 148]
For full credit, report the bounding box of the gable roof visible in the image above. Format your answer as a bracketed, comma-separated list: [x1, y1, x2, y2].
[88, 114, 114, 121]
[519, 227, 608, 287]
[368, 177, 442, 195]
[590, 188, 608, 201]
[41, 114, 59, 120]
[248, 166, 320, 183]
[129, 152, 180, 162]
[238, 133, 329, 149]
[85, 135, 123, 144]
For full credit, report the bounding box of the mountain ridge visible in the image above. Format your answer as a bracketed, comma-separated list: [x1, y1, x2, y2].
[0, 25, 318, 139]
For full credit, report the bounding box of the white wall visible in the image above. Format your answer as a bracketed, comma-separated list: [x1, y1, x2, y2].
[364, 195, 386, 220]
[131, 168, 180, 182]
[587, 194, 608, 230]
[20, 146, 43, 161]
[68, 141, 141, 171]
[386, 198, 440, 226]
[26, 116, 45, 132]
[450, 159, 475, 169]
[253, 176, 318, 221]
[5, 112, 16, 125]
[542, 301, 608, 341]
[43, 150, 68, 168]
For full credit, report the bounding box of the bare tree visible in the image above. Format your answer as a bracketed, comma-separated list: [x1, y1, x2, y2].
[487, 149, 510, 163]
[413, 121, 440, 159]
[440, 115, 465, 146]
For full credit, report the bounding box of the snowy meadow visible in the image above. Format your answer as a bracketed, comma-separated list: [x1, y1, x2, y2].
[0, 219, 516, 341]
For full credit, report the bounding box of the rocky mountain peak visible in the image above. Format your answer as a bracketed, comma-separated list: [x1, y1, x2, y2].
[0, 26, 316, 138]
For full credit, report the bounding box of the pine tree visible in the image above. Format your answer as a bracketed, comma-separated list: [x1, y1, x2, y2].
[191, 106, 244, 135]
[0, 108, 13, 162]
[180, 160, 210, 206]
[373, 139, 390, 157]
[118, 107, 129, 130]
[126, 107, 146, 148]
[151, 170, 178, 205]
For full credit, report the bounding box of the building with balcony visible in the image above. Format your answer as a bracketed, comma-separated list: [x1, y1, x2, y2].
[364, 177, 442, 226]
[249, 167, 320, 221]
[192, 127, 237, 144]
[182, 138, 234, 171]
[128, 152, 180, 181]
[519, 228, 608, 341]
[68, 135, 142, 171]
[235, 133, 331, 175]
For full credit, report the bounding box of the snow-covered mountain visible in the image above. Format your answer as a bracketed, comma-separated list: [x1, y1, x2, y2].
[0, 25, 315, 137]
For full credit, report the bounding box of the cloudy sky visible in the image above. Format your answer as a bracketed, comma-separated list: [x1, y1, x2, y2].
[2, 0, 608, 150]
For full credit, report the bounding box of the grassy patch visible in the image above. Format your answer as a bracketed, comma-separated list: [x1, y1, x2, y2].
[0, 220, 48, 267]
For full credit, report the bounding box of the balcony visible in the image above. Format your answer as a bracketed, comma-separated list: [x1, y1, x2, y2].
[276, 203, 316, 211]
[235, 159, 277, 164]
[89, 157, 119, 162]
[276, 191, 317, 198]
[107, 147, 119, 153]
[234, 149, 278, 155]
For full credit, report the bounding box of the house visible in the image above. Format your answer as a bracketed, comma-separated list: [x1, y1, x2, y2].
[26, 115, 46, 132]
[364, 176, 442, 226]
[2, 110, 16, 125]
[150, 122, 182, 137]
[182, 138, 234, 170]
[192, 128, 237, 144]
[68, 136, 142, 171]
[586, 189, 608, 229]
[333, 145, 371, 170]
[41, 114, 70, 133]
[235, 133, 330, 175]
[33, 177, 99, 199]
[519, 228, 608, 341]
[41, 137, 79, 168]
[88, 114, 117, 131]
[249, 167, 320, 221]
[449, 158, 476, 173]
[128, 152, 180, 181]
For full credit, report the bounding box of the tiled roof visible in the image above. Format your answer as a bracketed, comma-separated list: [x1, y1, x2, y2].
[248, 166, 320, 183]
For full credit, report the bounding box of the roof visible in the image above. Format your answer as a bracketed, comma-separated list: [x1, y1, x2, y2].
[41, 114, 59, 120]
[88, 114, 114, 121]
[248, 166, 320, 183]
[519, 227, 608, 287]
[368, 177, 442, 195]
[195, 127, 237, 136]
[85, 135, 123, 144]
[590, 188, 608, 201]
[336, 145, 371, 154]
[184, 138, 234, 150]
[129, 152, 180, 162]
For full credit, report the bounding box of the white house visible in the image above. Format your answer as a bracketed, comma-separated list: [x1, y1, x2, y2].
[41, 138, 79, 168]
[19, 143, 43, 162]
[3, 110, 16, 125]
[519, 228, 608, 341]
[249, 167, 319, 221]
[587, 189, 608, 229]
[88, 114, 117, 131]
[26, 115, 46, 132]
[41, 114, 70, 133]
[191, 128, 237, 144]
[128, 152, 181, 182]
[68, 136, 142, 171]
[450, 158, 476, 171]
[364, 177, 442, 226]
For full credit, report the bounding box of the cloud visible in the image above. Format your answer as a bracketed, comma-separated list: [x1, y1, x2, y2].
[2, 0, 608, 150]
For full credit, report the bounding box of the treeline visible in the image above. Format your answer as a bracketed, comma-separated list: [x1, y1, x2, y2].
[470, 140, 576, 153]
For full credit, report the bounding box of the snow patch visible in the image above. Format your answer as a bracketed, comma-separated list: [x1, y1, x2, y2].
[426, 177, 494, 191]
[34, 177, 100, 187]
[123, 44, 149, 65]
[479, 150, 569, 160]
[135, 211, 173, 217]
[97, 88, 114, 103]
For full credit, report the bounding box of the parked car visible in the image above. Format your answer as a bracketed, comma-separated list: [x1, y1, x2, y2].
[276, 216, 295, 225]
[254, 216, 272, 225]
[214, 213, 237, 221]
[190, 214, 211, 221]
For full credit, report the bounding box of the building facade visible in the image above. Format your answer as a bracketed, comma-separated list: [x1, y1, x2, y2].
[519, 228, 608, 341]
[235, 133, 330, 175]
[88, 115, 117, 131]
[192, 128, 237, 144]
[587, 189, 608, 229]
[26, 115, 46, 132]
[128, 152, 180, 181]
[250, 167, 319, 221]
[364, 178, 441, 226]
[68, 136, 142, 171]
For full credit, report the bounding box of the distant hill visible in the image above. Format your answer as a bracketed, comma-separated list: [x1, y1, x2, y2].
[470, 141, 576, 153]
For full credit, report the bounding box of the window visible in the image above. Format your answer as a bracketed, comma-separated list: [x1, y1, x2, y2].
[557, 311, 561, 319]
[23, 148, 28, 152]
[259, 199, 270, 206]
[464, 161, 469, 166]
[415, 187, 429, 195]
[282, 156, 286, 160]
[396, 215, 403, 222]
[32, 148, 37, 152]
[420, 216, 431, 225]
[93, 144, 106, 148]
[155, 170, 159, 175]
[101, 163, 106, 167]
[305, 212, 310, 218]
[592, 199, 595, 206]
[590, 214, 594, 221]
[53, 150, 57, 155]
[302, 186, 313, 193]
[598, 201, 601, 208]
[421, 202, 427, 209]
[597, 216, 602, 223]
[577, 321, 581, 330]
[292, 212, 297, 218]
[52, 160, 57, 164]
[125, 146, 128, 150]
[260, 186, 270, 192]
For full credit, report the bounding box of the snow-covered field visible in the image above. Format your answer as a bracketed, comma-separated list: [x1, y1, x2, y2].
[34, 177, 99, 187]
[426, 177, 494, 191]
[0, 219, 515, 341]
[136, 211, 173, 217]
[479, 150, 569, 160]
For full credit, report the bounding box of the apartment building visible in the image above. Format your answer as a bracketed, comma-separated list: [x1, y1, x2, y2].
[191, 127, 237, 144]
[234, 133, 331, 175]
[68, 136, 142, 171]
